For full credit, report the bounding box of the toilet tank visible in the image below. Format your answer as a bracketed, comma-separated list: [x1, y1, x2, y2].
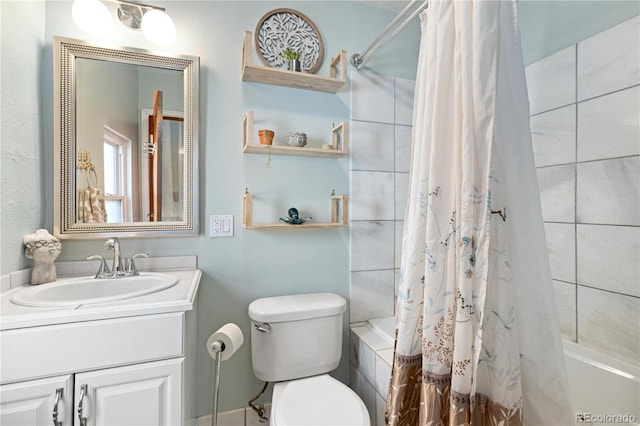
[248, 292, 346, 382]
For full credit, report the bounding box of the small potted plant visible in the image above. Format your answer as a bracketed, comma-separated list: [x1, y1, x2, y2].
[283, 47, 301, 72]
[258, 129, 274, 145]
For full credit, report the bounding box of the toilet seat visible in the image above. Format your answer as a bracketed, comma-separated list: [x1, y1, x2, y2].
[271, 374, 370, 426]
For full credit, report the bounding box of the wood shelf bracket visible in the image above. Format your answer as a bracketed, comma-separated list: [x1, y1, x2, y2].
[241, 31, 347, 93]
[242, 111, 348, 158]
[243, 189, 348, 229]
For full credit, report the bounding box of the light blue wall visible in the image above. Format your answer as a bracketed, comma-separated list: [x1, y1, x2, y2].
[1, 1, 47, 274]
[1, 0, 421, 415]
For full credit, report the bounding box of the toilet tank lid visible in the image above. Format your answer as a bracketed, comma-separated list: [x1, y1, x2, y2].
[248, 292, 346, 323]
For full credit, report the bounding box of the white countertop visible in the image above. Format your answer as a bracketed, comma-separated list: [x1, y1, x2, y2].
[0, 268, 201, 331]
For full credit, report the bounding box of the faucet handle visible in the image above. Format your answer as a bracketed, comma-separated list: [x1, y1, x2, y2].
[126, 252, 149, 276]
[86, 255, 111, 279]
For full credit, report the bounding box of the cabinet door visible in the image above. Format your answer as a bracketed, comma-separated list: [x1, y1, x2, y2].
[0, 375, 73, 426]
[74, 358, 183, 426]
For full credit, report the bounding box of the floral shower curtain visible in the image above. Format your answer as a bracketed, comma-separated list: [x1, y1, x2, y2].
[385, 1, 573, 424]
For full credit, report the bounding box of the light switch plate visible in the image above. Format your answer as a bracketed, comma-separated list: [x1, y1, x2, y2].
[209, 215, 233, 237]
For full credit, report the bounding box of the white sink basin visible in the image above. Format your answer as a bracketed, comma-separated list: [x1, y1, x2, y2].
[11, 273, 179, 308]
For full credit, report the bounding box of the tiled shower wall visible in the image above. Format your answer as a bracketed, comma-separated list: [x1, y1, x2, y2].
[526, 15, 639, 366]
[349, 15, 639, 365]
[349, 71, 415, 324]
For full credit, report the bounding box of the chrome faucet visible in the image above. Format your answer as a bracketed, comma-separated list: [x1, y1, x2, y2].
[104, 237, 125, 277]
[86, 237, 150, 278]
[86, 254, 111, 279]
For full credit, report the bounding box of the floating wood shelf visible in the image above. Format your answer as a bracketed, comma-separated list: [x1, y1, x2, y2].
[242, 112, 348, 158]
[241, 31, 347, 93]
[243, 189, 348, 230]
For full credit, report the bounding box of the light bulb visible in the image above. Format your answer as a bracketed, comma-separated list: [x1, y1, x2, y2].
[141, 9, 176, 46]
[71, 0, 112, 35]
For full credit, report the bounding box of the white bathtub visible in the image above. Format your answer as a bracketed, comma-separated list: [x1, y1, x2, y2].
[368, 317, 639, 425]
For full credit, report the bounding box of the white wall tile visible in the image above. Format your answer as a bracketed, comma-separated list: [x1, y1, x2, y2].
[577, 224, 640, 297]
[544, 223, 576, 283]
[350, 329, 361, 366]
[394, 269, 401, 309]
[351, 171, 395, 221]
[350, 270, 395, 323]
[577, 16, 640, 101]
[375, 394, 387, 426]
[394, 221, 404, 269]
[375, 348, 393, 399]
[577, 86, 640, 162]
[349, 365, 376, 425]
[525, 45, 576, 115]
[350, 121, 395, 171]
[348, 324, 378, 384]
[526, 17, 640, 372]
[394, 173, 409, 221]
[395, 78, 415, 126]
[536, 164, 575, 223]
[394, 125, 412, 173]
[350, 221, 395, 271]
[351, 324, 394, 351]
[576, 156, 640, 226]
[351, 71, 395, 124]
[553, 280, 576, 342]
[530, 104, 576, 167]
[577, 286, 640, 366]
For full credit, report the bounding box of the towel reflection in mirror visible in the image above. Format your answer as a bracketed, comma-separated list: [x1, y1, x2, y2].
[76, 149, 108, 223]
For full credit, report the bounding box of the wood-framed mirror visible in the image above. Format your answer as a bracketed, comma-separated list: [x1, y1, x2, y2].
[53, 36, 199, 239]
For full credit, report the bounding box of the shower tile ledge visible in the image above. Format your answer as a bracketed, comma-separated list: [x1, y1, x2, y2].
[351, 322, 394, 368]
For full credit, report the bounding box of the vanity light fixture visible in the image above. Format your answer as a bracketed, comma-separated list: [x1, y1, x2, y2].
[72, 0, 112, 35]
[71, 0, 176, 45]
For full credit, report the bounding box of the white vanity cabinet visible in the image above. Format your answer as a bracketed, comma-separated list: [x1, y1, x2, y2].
[1, 359, 181, 426]
[0, 375, 72, 426]
[74, 358, 183, 425]
[0, 267, 201, 426]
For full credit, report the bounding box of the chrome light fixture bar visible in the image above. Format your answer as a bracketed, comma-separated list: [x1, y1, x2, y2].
[115, 0, 165, 29]
[71, 0, 176, 45]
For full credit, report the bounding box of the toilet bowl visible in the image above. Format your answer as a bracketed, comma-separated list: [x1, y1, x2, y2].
[270, 375, 370, 426]
[248, 292, 370, 426]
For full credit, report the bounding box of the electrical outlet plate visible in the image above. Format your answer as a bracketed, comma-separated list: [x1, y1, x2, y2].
[209, 215, 233, 237]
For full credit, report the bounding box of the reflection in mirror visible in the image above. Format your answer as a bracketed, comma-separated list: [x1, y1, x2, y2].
[54, 36, 199, 238]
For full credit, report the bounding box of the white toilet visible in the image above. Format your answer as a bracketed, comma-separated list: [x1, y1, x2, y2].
[248, 292, 371, 426]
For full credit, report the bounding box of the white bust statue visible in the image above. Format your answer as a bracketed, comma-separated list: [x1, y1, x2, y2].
[23, 229, 62, 285]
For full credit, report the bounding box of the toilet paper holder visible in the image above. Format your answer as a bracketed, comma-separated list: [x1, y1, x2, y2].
[208, 323, 243, 426]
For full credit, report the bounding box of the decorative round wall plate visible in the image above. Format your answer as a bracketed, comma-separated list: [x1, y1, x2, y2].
[254, 8, 324, 74]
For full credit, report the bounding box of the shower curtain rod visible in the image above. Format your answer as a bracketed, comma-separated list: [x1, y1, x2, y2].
[351, 0, 428, 69]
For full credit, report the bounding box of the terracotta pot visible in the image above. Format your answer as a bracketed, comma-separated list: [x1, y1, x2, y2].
[258, 129, 274, 145]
